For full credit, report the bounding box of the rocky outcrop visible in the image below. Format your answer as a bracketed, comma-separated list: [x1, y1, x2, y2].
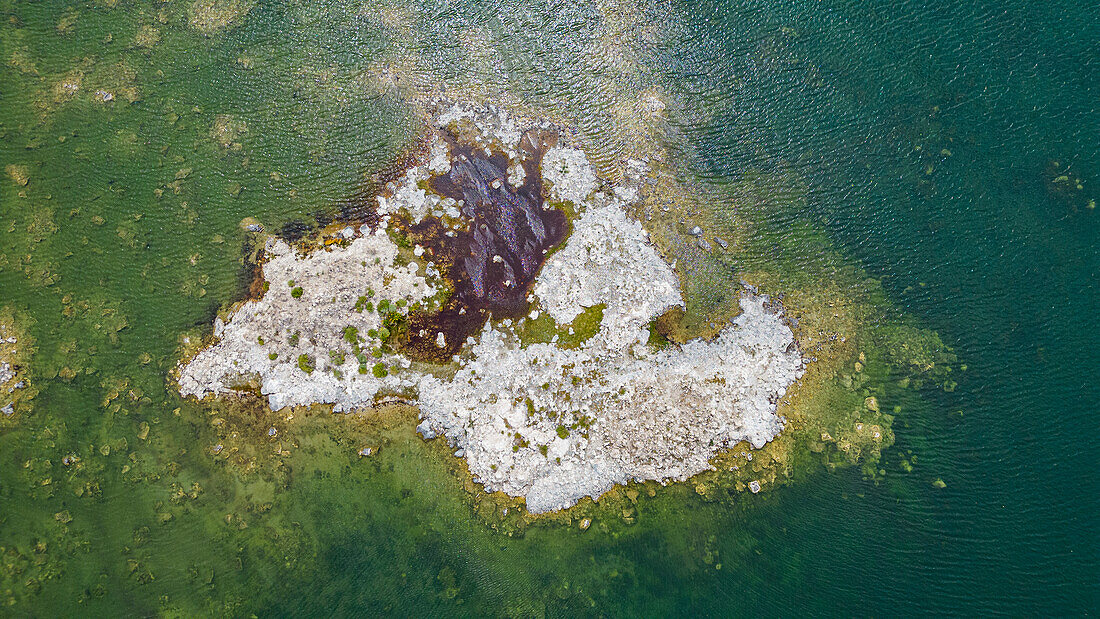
[178, 100, 806, 512]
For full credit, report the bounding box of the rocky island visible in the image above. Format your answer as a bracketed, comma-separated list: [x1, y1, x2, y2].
[178, 100, 806, 513]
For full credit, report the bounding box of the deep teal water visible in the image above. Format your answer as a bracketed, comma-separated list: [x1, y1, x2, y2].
[0, 0, 1096, 615]
[669, 1, 1099, 613]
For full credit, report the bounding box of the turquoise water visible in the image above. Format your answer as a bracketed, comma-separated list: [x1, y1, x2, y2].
[0, 0, 1096, 615]
[676, 2, 1099, 612]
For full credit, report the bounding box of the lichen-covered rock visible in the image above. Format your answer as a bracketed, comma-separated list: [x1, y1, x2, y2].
[541, 146, 597, 205]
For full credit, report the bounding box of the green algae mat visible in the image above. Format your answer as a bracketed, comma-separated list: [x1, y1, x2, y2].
[1, 0, 1096, 615]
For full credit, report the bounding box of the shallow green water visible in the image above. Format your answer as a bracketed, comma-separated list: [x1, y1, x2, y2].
[1, 0, 1096, 615]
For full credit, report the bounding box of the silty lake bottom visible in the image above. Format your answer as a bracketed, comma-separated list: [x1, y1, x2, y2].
[0, 0, 1096, 615]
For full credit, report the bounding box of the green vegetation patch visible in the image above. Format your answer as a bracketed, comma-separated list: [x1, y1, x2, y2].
[343, 326, 360, 345]
[297, 354, 315, 374]
[645, 320, 671, 351]
[514, 304, 605, 349]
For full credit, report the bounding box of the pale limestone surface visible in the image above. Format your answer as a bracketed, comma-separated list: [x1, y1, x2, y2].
[376, 166, 437, 224]
[178, 230, 437, 411]
[0, 360, 13, 386]
[541, 146, 598, 205]
[436, 102, 524, 159]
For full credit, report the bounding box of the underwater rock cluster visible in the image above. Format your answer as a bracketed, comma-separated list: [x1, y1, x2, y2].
[0, 312, 31, 419]
[178, 101, 806, 512]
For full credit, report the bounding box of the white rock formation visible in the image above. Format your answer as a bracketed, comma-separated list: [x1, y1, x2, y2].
[178, 229, 437, 411]
[376, 166, 438, 224]
[416, 206, 804, 512]
[0, 359, 14, 386]
[436, 102, 524, 158]
[541, 146, 597, 205]
[533, 199, 681, 355]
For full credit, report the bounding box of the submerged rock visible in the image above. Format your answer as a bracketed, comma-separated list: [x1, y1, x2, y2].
[188, 0, 253, 35]
[0, 308, 34, 423]
[6, 164, 29, 187]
